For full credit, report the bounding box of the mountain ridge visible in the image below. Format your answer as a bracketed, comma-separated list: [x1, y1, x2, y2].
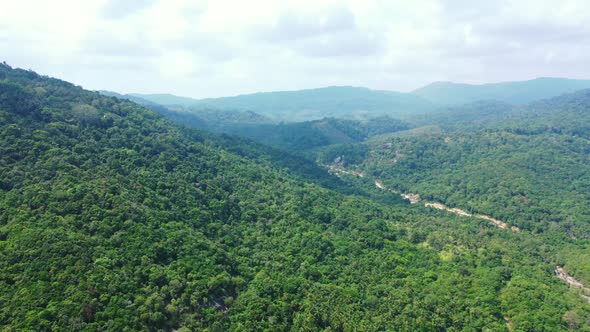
[113, 77, 590, 121]
[2, 63, 590, 331]
[131, 86, 436, 121]
[413, 77, 590, 105]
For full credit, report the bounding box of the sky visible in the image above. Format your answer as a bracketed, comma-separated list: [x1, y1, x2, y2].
[1, 0, 590, 98]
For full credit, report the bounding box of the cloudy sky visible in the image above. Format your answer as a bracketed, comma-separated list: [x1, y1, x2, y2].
[1, 0, 590, 98]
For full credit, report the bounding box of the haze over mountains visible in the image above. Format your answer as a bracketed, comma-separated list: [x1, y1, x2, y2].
[130, 86, 435, 121]
[413, 77, 590, 105]
[4, 0, 590, 330]
[100, 77, 590, 154]
[103, 77, 590, 123]
[3, 62, 590, 331]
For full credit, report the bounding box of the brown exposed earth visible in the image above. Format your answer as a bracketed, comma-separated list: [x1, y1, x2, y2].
[326, 164, 521, 232]
[555, 267, 590, 303]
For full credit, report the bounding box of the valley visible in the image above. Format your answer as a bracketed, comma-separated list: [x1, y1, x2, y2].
[329, 164, 520, 231]
[3, 1, 590, 330]
[1, 63, 589, 331]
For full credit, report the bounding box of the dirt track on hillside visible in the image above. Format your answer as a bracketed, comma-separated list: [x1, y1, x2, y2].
[326, 164, 520, 231]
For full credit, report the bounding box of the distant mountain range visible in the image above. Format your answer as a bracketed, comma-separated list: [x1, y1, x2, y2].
[102, 77, 590, 122]
[129, 86, 436, 121]
[412, 77, 590, 105]
[99, 90, 170, 113]
[5, 63, 590, 330]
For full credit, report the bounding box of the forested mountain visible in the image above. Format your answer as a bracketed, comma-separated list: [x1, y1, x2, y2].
[129, 78, 590, 122]
[129, 93, 202, 106]
[99, 90, 164, 108]
[224, 116, 410, 152]
[406, 101, 516, 129]
[133, 86, 436, 121]
[102, 91, 413, 152]
[320, 89, 590, 233]
[158, 112, 410, 153]
[99, 94, 412, 153]
[498, 89, 590, 139]
[2, 64, 590, 331]
[100, 91, 277, 135]
[144, 107, 274, 133]
[317, 90, 590, 304]
[413, 77, 590, 105]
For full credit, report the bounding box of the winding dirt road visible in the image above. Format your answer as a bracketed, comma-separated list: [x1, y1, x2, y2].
[327, 165, 520, 232]
[326, 164, 589, 308]
[555, 267, 590, 303]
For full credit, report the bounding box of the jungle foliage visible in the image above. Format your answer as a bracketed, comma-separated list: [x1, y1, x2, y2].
[1, 63, 589, 331]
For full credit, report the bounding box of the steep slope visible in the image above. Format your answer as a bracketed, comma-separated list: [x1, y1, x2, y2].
[163, 114, 410, 153]
[1, 64, 590, 331]
[406, 101, 516, 129]
[234, 116, 409, 152]
[99, 90, 163, 108]
[320, 90, 590, 233]
[119, 98, 412, 154]
[100, 90, 275, 134]
[154, 107, 274, 133]
[129, 93, 200, 106]
[315, 91, 590, 321]
[134, 86, 436, 121]
[497, 89, 590, 139]
[413, 77, 590, 105]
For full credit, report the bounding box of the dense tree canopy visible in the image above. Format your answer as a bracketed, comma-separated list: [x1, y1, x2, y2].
[1, 63, 589, 331]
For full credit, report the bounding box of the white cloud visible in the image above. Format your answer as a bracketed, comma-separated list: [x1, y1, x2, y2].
[1, 0, 589, 97]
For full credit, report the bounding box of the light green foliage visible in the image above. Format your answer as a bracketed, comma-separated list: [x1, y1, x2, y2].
[1, 63, 589, 331]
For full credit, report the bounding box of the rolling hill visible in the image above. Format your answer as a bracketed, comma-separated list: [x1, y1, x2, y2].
[156, 112, 411, 153]
[413, 77, 590, 105]
[133, 86, 436, 121]
[2, 64, 590, 331]
[125, 77, 590, 123]
[319, 89, 590, 232]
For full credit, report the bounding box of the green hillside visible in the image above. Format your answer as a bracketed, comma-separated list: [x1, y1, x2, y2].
[162, 113, 410, 153]
[133, 86, 436, 121]
[320, 90, 590, 233]
[129, 93, 201, 106]
[120, 99, 412, 153]
[406, 101, 516, 129]
[1, 64, 590, 331]
[317, 90, 590, 321]
[227, 116, 410, 152]
[413, 77, 590, 105]
[124, 77, 590, 123]
[99, 90, 163, 108]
